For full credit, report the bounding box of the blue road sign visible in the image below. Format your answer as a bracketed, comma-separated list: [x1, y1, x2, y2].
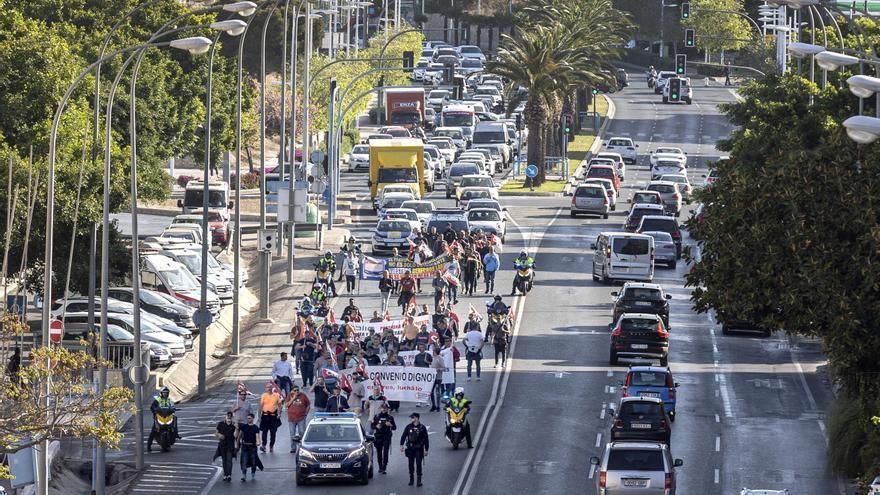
[6, 294, 26, 319]
[525, 164, 539, 178]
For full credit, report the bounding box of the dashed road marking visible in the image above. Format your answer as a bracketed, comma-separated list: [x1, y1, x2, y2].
[595, 433, 603, 448]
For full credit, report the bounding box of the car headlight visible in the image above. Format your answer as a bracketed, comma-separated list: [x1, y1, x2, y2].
[346, 447, 367, 460]
[372, 235, 382, 242]
[298, 448, 317, 461]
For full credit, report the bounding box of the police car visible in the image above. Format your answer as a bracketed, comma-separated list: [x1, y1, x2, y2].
[295, 413, 374, 486]
[425, 208, 470, 236]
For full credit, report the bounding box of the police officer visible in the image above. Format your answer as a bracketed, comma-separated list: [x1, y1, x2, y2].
[147, 387, 180, 452]
[400, 412, 429, 486]
[371, 402, 397, 474]
[448, 387, 473, 448]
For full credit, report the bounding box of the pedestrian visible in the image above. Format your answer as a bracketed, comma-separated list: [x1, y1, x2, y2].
[235, 413, 262, 482]
[5, 348, 20, 381]
[349, 373, 367, 414]
[271, 352, 294, 397]
[431, 271, 448, 313]
[284, 385, 310, 452]
[312, 374, 330, 408]
[213, 411, 238, 482]
[462, 249, 481, 296]
[231, 389, 252, 427]
[492, 321, 510, 368]
[442, 222, 457, 244]
[482, 246, 499, 294]
[371, 403, 397, 474]
[429, 346, 446, 411]
[295, 330, 318, 387]
[341, 251, 359, 293]
[374, 269, 392, 313]
[398, 270, 416, 314]
[463, 316, 483, 381]
[258, 383, 281, 453]
[325, 386, 350, 413]
[400, 412, 430, 487]
[439, 340, 457, 398]
[365, 385, 388, 427]
[723, 62, 732, 86]
[445, 259, 461, 304]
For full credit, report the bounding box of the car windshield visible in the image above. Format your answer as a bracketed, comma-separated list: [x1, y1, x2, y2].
[107, 325, 134, 341]
[460, 46, 480, 54]
[612, 238, 650, 255]
[461, 177, 492, 188]
[174, 254, 201, 274]
[630, 371, 668, 387]
[608, 139, 631, 147]
[588, 168, 614, 178]
[428, 140, 453, 149]
[402, 202, 433, 214]
[644, 231, 673, 243]
[183, 189, 226, 208]
[473, 131, 505, 143]
[443, 113, 475, 127]
[461, 59, 482, 67]
[427, 220, 468, 233]
[424, 148, 440, 159]
[160, 266, 199, 290]
[633, 193, 660, 204]
[624, 288, 662, 300]
[468, 210, 500, 221]
[462, 190, 490, 200]
[648, 184, 676, 194]
[377, 221, 411, 232]
[140, 290, 170, 305]
[429, 91, 448, 99]
[640, 218, 677, 232]
[377, 168, 418, 183]
[303, 424, 362, 443]
[607, 450, 664, 471]
[620, 401, 664, 417]
[575, 187, 604, 198]
[657, 148, 680, 154]
[351, 146, 369, 154]
[381, 198, 408, 210]
[416, 60, 429, 68]
[435, 129, 462, 139]
[621, 318, 661, 332]
[450, 165, 479, 177]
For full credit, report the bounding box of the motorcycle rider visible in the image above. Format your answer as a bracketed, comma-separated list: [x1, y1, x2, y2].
[488, 294, 509, 316]
[446, 387, 473, 448]
[316, 251, 338, 297]
[510, 250, 536, 296]
[147, 387, 180, 452]
[308, 282, 327, 304]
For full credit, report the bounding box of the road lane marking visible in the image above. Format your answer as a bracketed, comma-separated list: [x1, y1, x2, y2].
[595, 433, 603, 447]
[588, 464, 596, 479]
[715, 436, 721, 452]
[715, 414, 720, 423]
[606, 369, 613, 377]
[714, 469, 720, 483]
[600, 403, 606, 420]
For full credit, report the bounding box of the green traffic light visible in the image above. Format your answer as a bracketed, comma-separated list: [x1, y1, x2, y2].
[564, 127, 571, 133]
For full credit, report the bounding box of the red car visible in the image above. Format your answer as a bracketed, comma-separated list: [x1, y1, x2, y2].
[207, 210, 229, 245]
[585, 164, 620, 192]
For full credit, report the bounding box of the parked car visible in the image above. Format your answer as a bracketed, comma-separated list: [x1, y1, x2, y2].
[106, 287, 195, 329]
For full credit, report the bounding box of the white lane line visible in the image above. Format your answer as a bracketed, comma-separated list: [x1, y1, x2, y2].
[714, 374, 719, 382]
[600, 403, 607, 420]
[715, 389, 720, 398]
[715, 414, 720, 423]
[607, 369, 613, 377]
[715, 436, 721, 452]
[714, 469, 720, 484]
[595, 433, 603, 448]
[588, 464, 597, 479]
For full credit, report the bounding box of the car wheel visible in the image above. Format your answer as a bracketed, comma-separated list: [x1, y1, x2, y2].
[669, 260, 677, 269]
[369, 461, 374, 478]
[359, 466, 370, 485]
[722, 324, 731, 335]
[603, 213, 609, 219]
[570, 212, 577, 218]
[659, 355, 668, 366]
[296, 475, 307, 486]
[609, 350, 618, 365]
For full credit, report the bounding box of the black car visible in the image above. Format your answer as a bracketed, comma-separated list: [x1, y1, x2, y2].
[107, 287, 195, 329]
[611, 283, 672, 327]
[637, 215, 682, 258]
[296, 413, 374, 486]
[611, 397, 672, 444]
[609, 313, 669, 366]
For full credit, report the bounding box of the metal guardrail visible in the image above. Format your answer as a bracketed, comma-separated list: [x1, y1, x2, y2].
[511, 156, 571, 180]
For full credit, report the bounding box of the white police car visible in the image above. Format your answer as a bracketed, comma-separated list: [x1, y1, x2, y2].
[296, 413, 374, 486]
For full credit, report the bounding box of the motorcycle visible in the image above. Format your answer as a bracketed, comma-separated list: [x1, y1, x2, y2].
[513, 261, 535, 295]
[647, 70, 657, 88]
[297, 297, 319, 319]
[445, 404, 469, 450]
[314, 262, 334, 294]
[153, 406, 177, 452]
[485, 303, 512, 344]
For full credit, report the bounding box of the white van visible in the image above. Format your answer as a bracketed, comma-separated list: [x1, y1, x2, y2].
[179, 180, 232, 219]
[140, 254, 221, 316]
[591, 232, 655, 283]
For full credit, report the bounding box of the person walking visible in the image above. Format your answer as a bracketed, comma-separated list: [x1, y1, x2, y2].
[371, 402, 397, 474]
[482, 246, 500, 294]
[341, 250, 359, 293]
[429, 346, 446, 411]
[295, 330, 318, 387]
[213, 411, 238, 482]
[723, 62, 732, 86]
[235, 413, 262, 482]
[258, 383, 281, 453]
[431, 271, 448, 313]
[378, 270, 395, 314]
[462, 249, 481, 296]
[310, 376, 330, 412]
[439, 340, 457, 398]
[400, 413, 430, 487]
[463, 316, 484, 381]
[445, 259, 461, 304]
[231, 389, 252, 427]
[325, 386, 350, 413]
[364, 385, 388, 428]
[284, 385, 310, 452]
[398, 271, 416, 315]
[271, 352, 294, 397]
[492, 321, 510, 368]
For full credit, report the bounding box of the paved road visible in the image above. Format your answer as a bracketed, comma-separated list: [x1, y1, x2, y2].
[116, 75, 844, 495]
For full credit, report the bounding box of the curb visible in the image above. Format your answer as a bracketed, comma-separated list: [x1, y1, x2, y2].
[562, 94, 616, 196]
[498, 191, 564, 197]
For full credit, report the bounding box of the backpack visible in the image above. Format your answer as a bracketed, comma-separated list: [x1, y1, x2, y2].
[452, 345, 461, 363]
[484, 254, 498, 272]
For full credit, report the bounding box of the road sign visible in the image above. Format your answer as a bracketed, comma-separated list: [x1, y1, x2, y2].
[193, 309, 213, 327]
[6, 294, 26, 319]
[49, 319, 63, 343]
[310, 150, 325, 165]
[128, 364, 150, 385]
[525, 165, 539, 178]
[258, 228, 277, 251]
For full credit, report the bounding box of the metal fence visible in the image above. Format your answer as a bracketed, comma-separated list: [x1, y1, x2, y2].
[511, 156, 571, 181]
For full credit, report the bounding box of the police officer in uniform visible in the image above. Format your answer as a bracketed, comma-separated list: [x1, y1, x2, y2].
[400, 412, 429, 486]
[371, 402, 397, 474]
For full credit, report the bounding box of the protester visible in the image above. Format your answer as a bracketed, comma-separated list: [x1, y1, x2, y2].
[372, 403, 397, 474]
[284, 385, 310, 452]
[445, 258, 461, 304]
[430, 346, 446, 411]
[214, 411, 238, 482]
[431, 271, 448, 313]
[365, 386, 388, 427]
[271, 352, 294, 397]
[482, 245, 500, 294]
[258, 383, 281, 453]
[378, 270, 394, 313]
[342, 298, 360, 320]
[440, 339, 457, 398]
[492, 321, 510, 368]
[398, 271, 416, 314]
[310, 376, 330, 412]
[400, 412, 430, 487]
[369, 310, 384, 323]
[349, 373, 367, 414]
[231, 389, 253, 427]
[463, 318, 484, 381]
[462, 249, 482, 296]
[341, 250, 359, 293]
[236, 413, 262, 482]
[295, 330, 318, 387]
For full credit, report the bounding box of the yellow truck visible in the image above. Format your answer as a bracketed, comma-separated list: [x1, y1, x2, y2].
[369, 138, 425, 203]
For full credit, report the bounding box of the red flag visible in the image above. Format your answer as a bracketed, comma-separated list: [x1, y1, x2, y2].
[355, 357, 367, 376]
[508, 306, 516, 322]
[384, 309, 391, 321]
[406, 293, 417, 316]
[449, 310, 460, 328]
[322, 368, 353, 393]
[328, 309, 336, 324]
[443, 271, 460, 287]
[373, 375, 384, 394]
[268, 379, 286, 400]
[236, 381, 250, 396]
[467, 303, 479, 317]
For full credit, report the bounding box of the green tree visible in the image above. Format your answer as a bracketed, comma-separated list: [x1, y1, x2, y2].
[682, 0, 752, 56]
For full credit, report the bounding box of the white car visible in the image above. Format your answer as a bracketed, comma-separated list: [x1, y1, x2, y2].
[427, 89, 450, 109]
[347, 144, 370, 172]
[377, 192, 416, 217]
[474, 85, 502, 107]
[663, 76, 693, 104]
[604, 137, 638, 164]
[654, 70, 677, 94]
[380, 208, 421, 232]
[594, 152, 626, 181]
[412, 59, 430, 81]
[651, 159, 687, 181]
[659, 173, 693, 203]
[582, 178, 617, 210]
[465, 148, 499, 173]
[424, 145, 446, 179]
[458, 152, 491, 175]
[466, 198, 504, 213]
[649, 147, 686, 167]
[467, 208, 506, 242]
[427, 137, 456, 165]
[401, 200, 435, 227]
[456, 45, 487, 62]
[457, 174, 498, 200]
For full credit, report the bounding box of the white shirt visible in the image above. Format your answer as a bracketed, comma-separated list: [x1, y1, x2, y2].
[272, 359, 294, 380]
[342, 257, 359, 276]
[440, 347, 456, 384]
[464, 330, 483, 353]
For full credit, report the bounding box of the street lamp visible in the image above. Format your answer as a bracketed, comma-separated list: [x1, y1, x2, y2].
[355, 1, 373, 54]
[658, 0, 679, 59]
[338, 5, 357, 58]
[847, 74, 880, 98]
[787, 41, 825, 57]
[815, 50, 860, 70]
[842, 115, 880, 144]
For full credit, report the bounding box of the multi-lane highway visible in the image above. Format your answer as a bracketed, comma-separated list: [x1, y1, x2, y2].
[119, 72, 843, 495]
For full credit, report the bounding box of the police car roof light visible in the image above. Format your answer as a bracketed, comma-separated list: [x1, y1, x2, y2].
[313, 412, 359, 418]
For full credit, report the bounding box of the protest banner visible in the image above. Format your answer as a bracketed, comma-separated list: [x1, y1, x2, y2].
[315, 314, 433, 341]
[360, 255, 386, 280]
[343, 365, 436, 402]
[386, 253, 450, 280]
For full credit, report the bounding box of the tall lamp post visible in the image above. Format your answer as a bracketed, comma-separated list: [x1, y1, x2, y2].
[658, 1, 679, 59]
[38, 36, 212, 495]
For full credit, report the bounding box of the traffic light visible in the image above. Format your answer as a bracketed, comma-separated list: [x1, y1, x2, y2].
[402, 50, 414, 69]
[563, 114, 572, 134]
[675, 54, 687, 75]
[681, 2, 690, 19]
[669, 78, 681, 102]
[685, 29, 695, 47]
[591, 87, 599, 95]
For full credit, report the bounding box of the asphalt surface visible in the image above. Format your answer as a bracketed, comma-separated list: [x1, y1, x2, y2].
[112, 74, 844, 495]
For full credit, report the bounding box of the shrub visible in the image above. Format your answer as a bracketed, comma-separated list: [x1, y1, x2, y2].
[176, 175, 194, 188]
[368, 106, 386, 124]
[230, 171, 260, 190]
[827, 393, 880, 483]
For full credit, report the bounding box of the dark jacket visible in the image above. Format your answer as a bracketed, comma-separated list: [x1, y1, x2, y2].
[371, 412, 397, 440]
[379, 277, 395, 292]
[326, 394, 349, 413]
[400, 422, 430, 452]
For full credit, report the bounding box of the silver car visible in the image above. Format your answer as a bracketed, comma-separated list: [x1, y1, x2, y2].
[571, 184, 609, 218]
[591, 441, 683, 495]
[641, 231, 677, 269]
[645, 181, 682, 216]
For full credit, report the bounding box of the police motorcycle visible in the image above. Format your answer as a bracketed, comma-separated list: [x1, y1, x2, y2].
[485, 296, 512, 344]
[512, 251, 535, 295]
[444, 388, 471, 450]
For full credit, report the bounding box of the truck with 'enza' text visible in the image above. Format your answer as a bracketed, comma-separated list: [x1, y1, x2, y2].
[384, 87, 426, 129]
[368, 138, 426, 202]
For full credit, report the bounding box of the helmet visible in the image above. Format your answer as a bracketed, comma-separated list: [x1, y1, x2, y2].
[519, 250, 528, 258]
[324, 251, 332, 257]
[454, 387, 464, 396]
[494, 295, 502, 301]
[313, 282, 322, 288]
[160, 387, 170, 394]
